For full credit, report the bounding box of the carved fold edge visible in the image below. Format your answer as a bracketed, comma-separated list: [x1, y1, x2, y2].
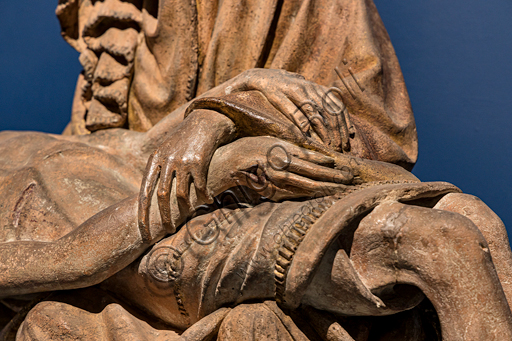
[274, 179, 421, 306]
[274, 199, 334, 305]
[167, 208, 241, 320]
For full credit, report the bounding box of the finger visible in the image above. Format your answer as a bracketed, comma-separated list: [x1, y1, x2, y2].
[175, 172, 193, 217]
[138, 152, 160, 242]
[157, 161, 175, 232]
[294, 149, 336, 167]
[271, 171, 346, 197]
[299, 101, 330, 145]
[191, 170, 213, 205]
[306, 84, 339, 148]
[326, 87, 351, 151]
[325, 87, 345, 110]
[268, 141, 336, 167]
[315, 86, 343, 152]
[287, 157, 353, 184]
[271, 93, 311, 134]
[337, 109, 350, 152]
[315, 87, 341, 151]
[344, 109, 356, 136]
[239, 161, 270, 192]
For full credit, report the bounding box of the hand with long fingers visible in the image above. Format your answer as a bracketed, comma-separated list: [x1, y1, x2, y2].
[209, 137, 353, 202]
[229, 69, 347, 152]
[138, 109, 236, 238]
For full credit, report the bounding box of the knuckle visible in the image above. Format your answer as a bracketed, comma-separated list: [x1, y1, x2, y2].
[185, 155, 200, 165]
[157, 188, 168, 198]
[166, 155, 176, 164]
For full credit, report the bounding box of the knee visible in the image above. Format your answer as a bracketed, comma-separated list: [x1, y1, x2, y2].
[435, 193, 500, 225]
[354, 200, 488, 255]
[218, 303, 294, 340]
[435, 193, 508, 249]
[351, 201, 490, 289]
[18, 302, 64, 340]
[435, 193, 487, 215]
[18, 301, 99, 341]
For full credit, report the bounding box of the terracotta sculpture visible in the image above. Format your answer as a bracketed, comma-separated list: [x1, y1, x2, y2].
[1, 0, 512, 340]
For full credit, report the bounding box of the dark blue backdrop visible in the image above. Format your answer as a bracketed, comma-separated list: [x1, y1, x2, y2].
[1, 1, 511, 237]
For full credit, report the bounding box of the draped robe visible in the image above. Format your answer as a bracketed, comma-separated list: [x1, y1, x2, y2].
[7, 0, 430, 339]
[58, 0, 418, 169]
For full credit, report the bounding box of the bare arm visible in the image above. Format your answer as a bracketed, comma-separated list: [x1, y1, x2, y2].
[0, 136, 350, 297]
[0, 196, 159, 297]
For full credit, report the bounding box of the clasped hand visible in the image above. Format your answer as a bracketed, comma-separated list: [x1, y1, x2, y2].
[139, 70, 351, 237]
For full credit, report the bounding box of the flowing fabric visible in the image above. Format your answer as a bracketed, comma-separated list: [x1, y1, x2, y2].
[106, 181, 459, 330]
[57, 0, 418, 169]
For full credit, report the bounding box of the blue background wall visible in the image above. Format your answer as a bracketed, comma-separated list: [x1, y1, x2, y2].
[0, 1, 511, 237]
[374, 1, 512, 237]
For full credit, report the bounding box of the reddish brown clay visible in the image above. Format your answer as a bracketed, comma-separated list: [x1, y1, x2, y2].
[0, 1, 510, 340]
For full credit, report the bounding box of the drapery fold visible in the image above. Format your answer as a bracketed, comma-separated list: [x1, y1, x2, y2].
[58, 0, 418, 169]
